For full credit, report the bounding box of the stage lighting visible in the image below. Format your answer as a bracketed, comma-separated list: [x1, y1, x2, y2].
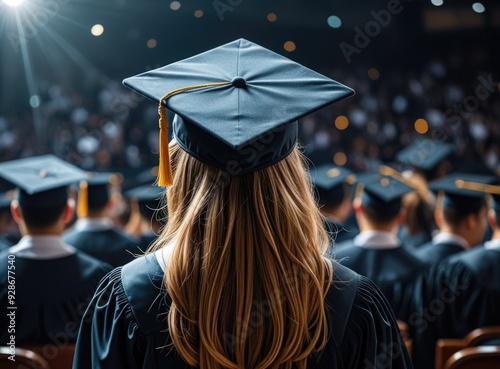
[3, 0, 25, 7]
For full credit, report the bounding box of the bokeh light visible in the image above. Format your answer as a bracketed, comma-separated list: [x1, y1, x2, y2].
[327, 15, 342, 29]
[3, 0, 25, 7]
[267, 13, 277, 22]
[335, 115, 349, 130]
[283, 41, 296, 52]
[472, 2, 485, 13]
[29, 95, 40, 108]
[333, 152, 347, 166]
[414, 118, 429, 134]
[194, 10, 204, 18]
[91, 24, 104, 37]
[147, 39, 157, 48]
[170, 1, 181, 11]
[430, 0, 443, 6]
[368, 68, 380, 80]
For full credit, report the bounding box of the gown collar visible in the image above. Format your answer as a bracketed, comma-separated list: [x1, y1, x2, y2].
[353, 230, 401, 250]
[9, 235, 76, 260]
[432, 232, 469, 250]
[73, 218, 114, 232]
[484, 238, 500, 251]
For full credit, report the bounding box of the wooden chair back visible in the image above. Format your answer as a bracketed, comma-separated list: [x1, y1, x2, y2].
[436, 326, 500, 369]
[0, 346, 50, 369]
[397, 320, 412, 357]
[444, 346, 500, 369]
[23, 344, 75, 369]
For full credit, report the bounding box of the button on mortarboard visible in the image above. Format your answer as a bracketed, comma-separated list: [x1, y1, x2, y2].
[310, 165, 354, 191]
[356, 171, 414, 218]
[123, 38, 354, 186]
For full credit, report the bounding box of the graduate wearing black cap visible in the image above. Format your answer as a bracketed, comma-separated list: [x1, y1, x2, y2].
[310, 164, 358, 247]
[0, 155, 112, 346]
[396, 139, 454, 183]
[413, 173, 493, 264]
[411, 184, 500, 369]
[124, 184, 166, 251]
[333, 172, 430, 323]
[72, 39, 411, 369]
[432, 187, 500, 335]
[64, 173, 139, 267]
[395, 139, 454, 251]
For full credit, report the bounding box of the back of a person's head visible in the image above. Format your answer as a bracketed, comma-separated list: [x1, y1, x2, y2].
[151, 142, 332, 369]
[361, 201, 400, 226]
[441, 194, 486, 227]
[19, 195, 67, 229]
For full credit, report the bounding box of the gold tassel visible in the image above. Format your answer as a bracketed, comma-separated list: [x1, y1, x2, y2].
[156, 81, 232, 186]
[77, 181, 89, 218]
[157, 103, 173, 187]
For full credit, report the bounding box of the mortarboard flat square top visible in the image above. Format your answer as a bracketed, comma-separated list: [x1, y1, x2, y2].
[359, 172, 414, 204]
[429, 173, 497, 213]
[428, 173, 497, 198]
[310, 165, 354, 191]
[357, 171, 414, 217]
[0, 155, 86, 195]
[0, 155, 86, 207]
[123, 38, 354, 177]
[396, 139, 453, 171]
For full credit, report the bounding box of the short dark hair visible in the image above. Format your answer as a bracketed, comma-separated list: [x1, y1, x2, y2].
[442, 204, 485, 227]
[20, 203, 67, 228]
[362, 203, 400, 225]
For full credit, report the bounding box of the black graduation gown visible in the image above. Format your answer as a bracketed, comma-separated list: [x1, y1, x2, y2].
[433, 245, 500, 338]
[0, 251, 112, 345]
[0, 234, 19, 252]
[64, 229, 140, 267]
[73, 253, 413, 369]
[398, 227, 432, 251]
[410, 245, 500, 369]
[333, 242, 430, 324]
[413, 241, 464, 264]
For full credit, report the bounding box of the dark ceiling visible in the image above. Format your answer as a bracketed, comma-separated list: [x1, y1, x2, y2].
[1, 0, 498, 112]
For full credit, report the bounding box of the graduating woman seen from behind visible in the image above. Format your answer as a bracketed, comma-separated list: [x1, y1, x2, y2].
[73, 39, 412, 369]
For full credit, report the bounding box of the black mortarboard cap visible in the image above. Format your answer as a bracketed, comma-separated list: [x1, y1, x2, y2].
[428, 173, 497, 213]
[396, 139, 453, 171]
[125, 185, 165, 219]
[123, 38, 354, 186]
[359, 172, 414, 218]
[77, 172, 117, 217]
[0, 155, 86, 208]
[310, 165, 355, 208]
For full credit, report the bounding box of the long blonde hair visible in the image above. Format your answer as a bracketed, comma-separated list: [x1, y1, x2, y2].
[150, 142, 333, 369]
